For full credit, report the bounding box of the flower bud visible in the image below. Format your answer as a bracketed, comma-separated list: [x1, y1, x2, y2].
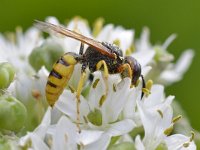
[0, 62, 15, 89]
[29, 41, 64, 71]
[0, 95, 27, 132]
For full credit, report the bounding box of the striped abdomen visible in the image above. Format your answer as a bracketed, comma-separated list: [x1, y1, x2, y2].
[46, 53, 78, 106]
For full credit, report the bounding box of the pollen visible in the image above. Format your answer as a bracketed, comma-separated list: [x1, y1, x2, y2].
[92, 78, 100, 88]
[142, 88, 151, 96]
[164, 125, 174, 136]
[68, 85, 75, 93]
[93, 18, 104, 37]
[172, 115, 182, 123]
[183, 142, 190, 148]
[190, 131, 195, 142]
[99, 94, 106, 107]
[146, 79, 153, 91]
[157, 109, 163, 118]
[113, 39, 120, 47]
[32, 89, 41, 100]
[113, 83, 117, 92]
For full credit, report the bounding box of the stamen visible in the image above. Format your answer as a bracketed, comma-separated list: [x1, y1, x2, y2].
[157, 109, 163, 118]
[172, 115, 182, 123]
[126, 44, 135, 56]
[125, 48, 132, 56]
[83, 116, 88, 123]
[32, 89, 41, 100]
[113, 39, 120, 46]
[135, 79, 140, 87]
[146, 80, 153, 91]
[93, 18, 104, 37]
[190, 131, 195, 142]
[142, 80, 153, 97]
[68, 85, 75, 93]
[164, 125, 174, 136]
[182, 131, 194, 148]
[92, 78, 100, 88]
[99, 95, 106, 107]
[64, 134, 68, 142]
[183, 142, 190, 148]
[113, 83, 117, 92]
[142, 88, 151, 96]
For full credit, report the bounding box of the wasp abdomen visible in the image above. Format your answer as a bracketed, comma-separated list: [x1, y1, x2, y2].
[46, 53, 78, 106]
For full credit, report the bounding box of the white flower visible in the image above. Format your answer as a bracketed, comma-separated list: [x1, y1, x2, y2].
[19, 108, 51, 150]
[0, 27, 43, 74]
[9, 66, 48, 103]
[136, 94, 174, 149]
[165, 134, 196, 150]
[96, 24, 134, 54]
[158, 49, 194, 85]
[0, 17, 195, 150]
[55, 72, 136, 149]
[135, 28, 194, 86]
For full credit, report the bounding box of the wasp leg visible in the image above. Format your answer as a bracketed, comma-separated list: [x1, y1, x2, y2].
[118, 63, 133, 86]
[79, 42, 84, 55]
[76, 64, 87, 133]
[96, 60, 109, 79]
[96, 60, 109, 106]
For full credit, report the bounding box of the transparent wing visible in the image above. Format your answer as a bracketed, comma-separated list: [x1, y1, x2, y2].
[35, 20, 115, 58]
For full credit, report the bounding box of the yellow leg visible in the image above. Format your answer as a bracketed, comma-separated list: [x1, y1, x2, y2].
[76, 71, 86, 133]
[96, 60, 109, 79]
[118, 63, 133, 87]
[118, 63, 132, 78]
[96, 60, 109, 106]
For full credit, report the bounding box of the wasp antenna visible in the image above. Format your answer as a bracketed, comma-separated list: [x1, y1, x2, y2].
[141, 75, 146, 99]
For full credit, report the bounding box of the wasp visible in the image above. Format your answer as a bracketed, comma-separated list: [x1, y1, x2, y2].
[35, 20, 146, 132]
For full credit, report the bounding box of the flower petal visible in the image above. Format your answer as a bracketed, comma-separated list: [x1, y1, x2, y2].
[34, 107, 51, 139]
[135, 135, 145, 150]
[165, 134, 196, 150]
[132, 50, 155, 67]
[84, 133, 111, 150]
[106, 119, 136, 137]
[19, 132, 49, 150]
[79, 130, 103, 145]
[55, 90, 90, 122]
[52, 116, 78, 150]
[159, 49, 194, 85]
[137, 95, 174, 149]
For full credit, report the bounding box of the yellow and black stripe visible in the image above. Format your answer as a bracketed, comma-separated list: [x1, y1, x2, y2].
[46, 52, 79, 107]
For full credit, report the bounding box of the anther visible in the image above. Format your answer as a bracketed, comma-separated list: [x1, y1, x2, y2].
[157, 109, 163, 118]
[164, 125, 174, 136]
[68, 85, 76, 93]
[172, 115, 182, 123]
[190, 131, 195, 142]
[113, 39, 120, 46]
[99, 95, 106, 107]
[92, 78, 100, 88]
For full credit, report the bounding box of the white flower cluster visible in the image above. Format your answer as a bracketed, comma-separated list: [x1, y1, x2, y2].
[0, 16, 196, 150]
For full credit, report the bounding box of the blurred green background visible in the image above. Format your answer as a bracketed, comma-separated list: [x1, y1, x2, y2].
[0, 0, 199, 130]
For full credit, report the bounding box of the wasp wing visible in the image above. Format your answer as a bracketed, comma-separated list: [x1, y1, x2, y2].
[35, 20, 115, 58]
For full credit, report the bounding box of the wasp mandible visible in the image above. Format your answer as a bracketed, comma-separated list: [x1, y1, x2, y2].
[35, 20, 146, 132]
